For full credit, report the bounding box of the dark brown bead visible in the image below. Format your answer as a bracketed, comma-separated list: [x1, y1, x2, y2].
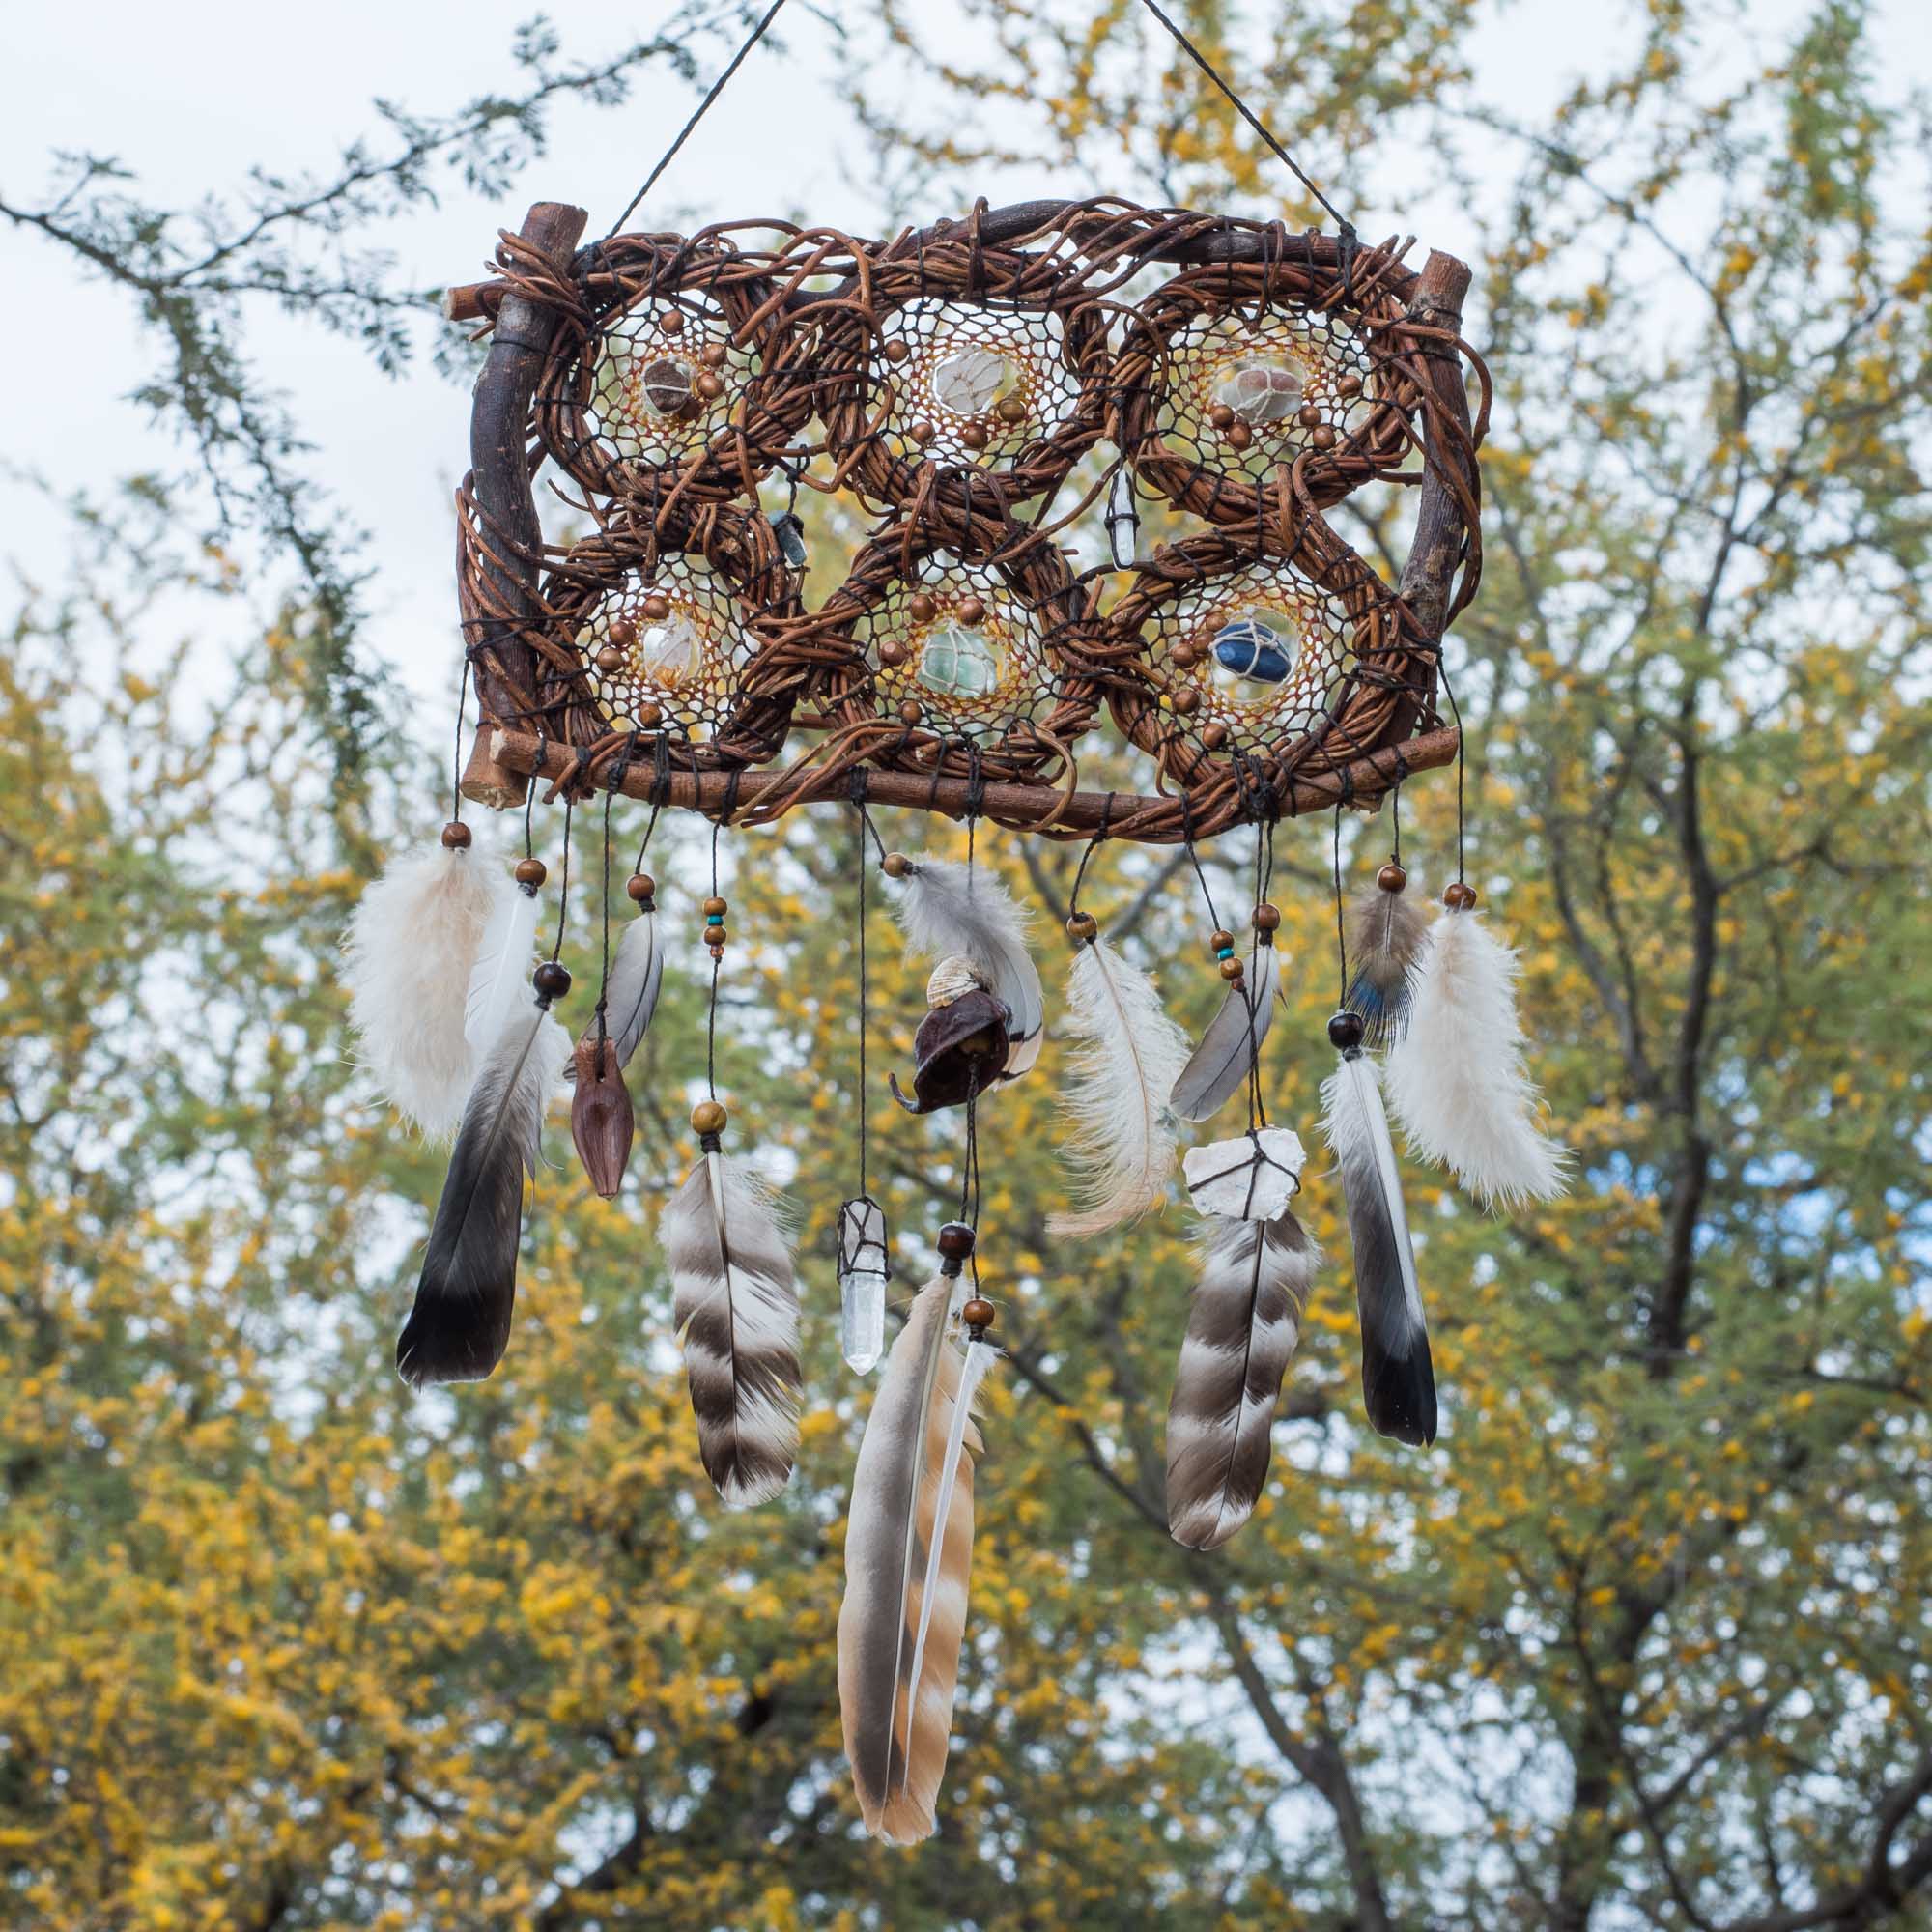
[1252, 901, 1281, 932]
[958, 421, 989, 452]
[907, 592, 937, 624]
[1066, 911, 1098, 943]
[936, 1221, 976, 1261]
[690, 1098, 727, 1136]
[640, 593, 671, 622]
[1225, 422, 1253, 452]
[699, 342, 729, 369]
[532, 958, 572, 1002]
[1208, 929, 1235, 953]
[995, 394, 1027, 425]
[1170, 642, 1199, 669]
[608, 617, 638, 647]
[626, 872, 656, 903]
[1311, 424, 1338, 451]
[1328, 1009, 1365, 1052]
[635, 702, 664, 729]
[1377, 862, 1408, 894]
[908, 419, 935, 446]
[1208, 403, 1236, 431]
[595, 646, 626, 674]
[702, 925, 728, 949]
[694, 370, 724, 402]
[514, 857, 548, 889]
[1444, 881, 1479, 911]
[440, 820, 472, 850]
[1336, 372, 1363, 398]
[1171, 688, 1200, 716]
[897, 699, 925, 726]
[703, 896, 727, 918]
[960, 1297, 996, 1332]
[879, 640, 908, 668]
[1200, 723, 1230, 750]
[955, 594, 986, 626]
[883, 338, 911, 365]
[659, 309, 685, 335]
[1219, 956, 1246, 982]
[882, 852, 911, 879]
[1297, 403, 1324, 429]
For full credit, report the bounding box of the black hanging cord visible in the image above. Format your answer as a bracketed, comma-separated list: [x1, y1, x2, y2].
[550, 794, 575, 962]
[1132, 0, 1358, 244]
[1067, 793, 1117, 925]
[450, 659, 470, 824]
[705, 815, 725, 1099]
[604, 0, 793, 240]
[1332, 802, 1349, 1006]
[851, 792, 872, 1202]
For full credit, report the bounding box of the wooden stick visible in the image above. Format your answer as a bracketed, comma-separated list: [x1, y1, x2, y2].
[486, 724, 1461, 843]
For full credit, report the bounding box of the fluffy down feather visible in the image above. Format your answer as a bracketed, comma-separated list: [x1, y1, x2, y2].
[1384, 907, 1570, 1209]
[343, 842, 508, 1136]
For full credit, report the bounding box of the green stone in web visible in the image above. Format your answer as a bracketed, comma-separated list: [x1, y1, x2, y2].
[916, 622, 1001, 699]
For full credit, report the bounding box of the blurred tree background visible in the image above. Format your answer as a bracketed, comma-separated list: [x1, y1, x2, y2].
[3, 1, 1929, 1927]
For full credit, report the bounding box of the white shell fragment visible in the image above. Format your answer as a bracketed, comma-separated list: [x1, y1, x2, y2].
[1183, 1127, 1307, 1221]
[931, 344, 1011, 415]
[926, 954, 990, 1009]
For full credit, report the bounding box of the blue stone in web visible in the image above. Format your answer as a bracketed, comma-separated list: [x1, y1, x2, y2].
[1211, 617, 1293, 683]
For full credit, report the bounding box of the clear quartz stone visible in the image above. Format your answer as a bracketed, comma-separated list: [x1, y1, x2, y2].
[837, 1198, 890, 1374]
[639, 612, 702, 682]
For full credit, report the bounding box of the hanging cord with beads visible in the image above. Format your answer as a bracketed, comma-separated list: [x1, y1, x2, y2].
[705, 814, 724, 1100]
[603, 0, 792, 241]
[591, 734, 639, 1048]
[1242, 813, 1276, 1133]
[1132, 0, 1359, 270]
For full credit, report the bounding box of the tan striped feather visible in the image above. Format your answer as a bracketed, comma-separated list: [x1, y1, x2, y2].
[838, 1275, 983, 1843]
[1165, 1213, 1321, 1550]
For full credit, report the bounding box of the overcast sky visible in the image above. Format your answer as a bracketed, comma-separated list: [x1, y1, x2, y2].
[5, 0, 1926, 730]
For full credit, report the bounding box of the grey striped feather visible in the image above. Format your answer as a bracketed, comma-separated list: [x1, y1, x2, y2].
[1165, 1213, 1321, 1549]
[1321, 1052, 1437, 1446]
[838, 1276, 983, 1844]
[396, 996, 569, 1388]
[603, 904, 664, 1069]
[1170, 940, 1280, 1122]
[661, 1151, 802, 1507]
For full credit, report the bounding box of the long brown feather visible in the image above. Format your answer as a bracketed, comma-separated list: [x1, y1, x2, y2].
[1165, 1213, 1321, 1549]
[838, 1276, 982, 1843]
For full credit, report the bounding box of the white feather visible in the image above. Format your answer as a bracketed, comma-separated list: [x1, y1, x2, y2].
[343, 841, 509, 1136]
[1048, 936, 1191, 1236]
[603, 905, 664, 1069]
[466, 883, 541, 1053]
[890, 856, 1043, 1073]
[1384, 907, 1571, 1209]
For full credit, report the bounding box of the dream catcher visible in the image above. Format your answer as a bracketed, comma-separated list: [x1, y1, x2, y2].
[342, 0, 1570, 1849]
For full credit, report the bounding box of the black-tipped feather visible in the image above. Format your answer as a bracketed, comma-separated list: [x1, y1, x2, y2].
[1321, 1052, 1437, 1445]
[397, 1000, 568, 1389]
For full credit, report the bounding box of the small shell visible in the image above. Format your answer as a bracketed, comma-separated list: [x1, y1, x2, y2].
[926, 954, 989, 1009]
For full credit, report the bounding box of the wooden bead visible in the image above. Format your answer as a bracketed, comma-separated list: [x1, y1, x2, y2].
[640, 593, 671, 622]
[608, 617, 638, 647]
[936, 1221, 976, 1261]
[1252, 901, 1281, 932]
[1444, 881, 1479, 911]
[1170, 642, 1199, 669]
[440, 820, 472, 850]
[882, 852, 911, 878]
[955, 594, 986, 626]
[703, 926, 728, 949]
[883, 338, 911, 364]
[1066, 911, 1098, 943]
[699, 343, 728, 368]
[635, 701, 664, 729]
[514, 857, 547, 889]
[626, 871, 655, 902]
[659, 309, 685, 335]
[703, 896, 727, 917]
[908, 419, 935, 446]
[1225, 422, 1253, 451]
[1219, 957, 1246, 982]
[1208, 929, 1235, 953]
[995, 394, 1027, 425]
[908, 592, 937, 624]
[1336, 372, 1363, 398]
[1208, 403, 1236, 431]
[959, 421, 989, 452]
[690, 1098, 727, 1136]
[595, 646, 625, 674]
[1377, 863, 1408, 894]
[694, 370, 724, 402]
[532, 959, 572, 1002]
[1311, 424, 1338, 451]
[1171, 688, 1200, 715]
[879, 641, 908, 668]
[897, 699, 925, 726]
[1201, 723, 1229, 750]
[1297, 404, 1324, 429]
[960, 1297, 996, 1332]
